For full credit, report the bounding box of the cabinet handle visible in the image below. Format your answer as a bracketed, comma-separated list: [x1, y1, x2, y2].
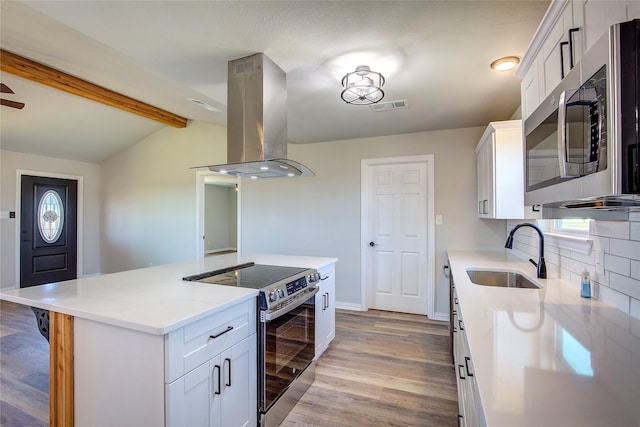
[560, 41, 569, 79]
[224, 358, 231, 387]
[323, 293, 328, 310]
[464, 356, 474, 377]
[568, 28, 580, 69]
[213, 364, 221, 395]
[454, 297, 458, 305]
[458, 364, 466, 380]
[478, 200, 482, 214]
[209, 326, 234, 340]
[458, 319, 464, 331]
[325, 292, 330, 310]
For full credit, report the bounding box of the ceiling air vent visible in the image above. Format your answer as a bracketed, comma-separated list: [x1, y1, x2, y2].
[370, 99, 408, 112]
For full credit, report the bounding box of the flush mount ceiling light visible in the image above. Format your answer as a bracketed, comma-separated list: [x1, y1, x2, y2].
[341, 65, 385, 105]
[490, 56, 521, 71]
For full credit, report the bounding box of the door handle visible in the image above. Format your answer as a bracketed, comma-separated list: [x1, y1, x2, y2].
[568, 28, 580, 69]
[369, 242, 375, 247]
[213, 364, 221, 395]
[560, 41, 569, 79]
[224, 358, 231, 387]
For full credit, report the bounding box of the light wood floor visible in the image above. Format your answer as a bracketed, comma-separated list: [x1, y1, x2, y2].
[0, 301, 457, 427]
[0, 300, 49, 427]
[281, 309, 458, 427]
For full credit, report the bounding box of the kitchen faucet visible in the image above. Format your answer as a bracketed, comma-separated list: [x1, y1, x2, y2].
[505, 223, 547, 279]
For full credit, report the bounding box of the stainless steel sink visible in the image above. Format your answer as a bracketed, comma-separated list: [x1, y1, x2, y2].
[466, 269, 542, 289]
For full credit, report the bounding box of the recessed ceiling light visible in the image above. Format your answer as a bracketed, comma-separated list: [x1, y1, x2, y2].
[490, 56, 520, 71]
[187, 98, 221, 112]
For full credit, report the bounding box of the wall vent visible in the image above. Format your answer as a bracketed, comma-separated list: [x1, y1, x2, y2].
[370, 99, 408, 112]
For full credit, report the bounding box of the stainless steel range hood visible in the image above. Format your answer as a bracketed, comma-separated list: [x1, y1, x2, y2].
[206, 53, 314, 179]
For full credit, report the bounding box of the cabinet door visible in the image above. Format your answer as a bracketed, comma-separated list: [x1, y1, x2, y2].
[219, 336, 257, 427]
[323, 282, 336, 345]
[166, 358, 218, 427]
[521, 56, 542, 120]
[476, 138, 494, 218]
[578, 0, 629, 53]
[315, 265, 337, 359]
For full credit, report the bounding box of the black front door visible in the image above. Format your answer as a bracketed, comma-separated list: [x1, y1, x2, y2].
[20, 175, 78, 288]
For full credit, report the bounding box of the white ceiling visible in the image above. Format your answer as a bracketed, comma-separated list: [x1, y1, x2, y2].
[0, 0, 549, 164]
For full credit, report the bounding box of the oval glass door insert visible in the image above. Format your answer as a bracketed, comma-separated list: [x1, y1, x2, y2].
[38, 190, 64, 243]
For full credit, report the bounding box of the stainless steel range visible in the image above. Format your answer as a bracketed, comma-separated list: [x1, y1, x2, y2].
[183, 262, 320, 427]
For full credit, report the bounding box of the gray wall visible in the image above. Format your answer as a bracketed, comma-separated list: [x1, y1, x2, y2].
[240, 127, 506, 316]
[0, 150, 101, 288]
[204, 184, 237, 252]
[100, 121, 226, 273]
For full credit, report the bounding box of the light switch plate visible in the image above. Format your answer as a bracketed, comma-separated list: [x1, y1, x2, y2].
[435, 214, 443, 225]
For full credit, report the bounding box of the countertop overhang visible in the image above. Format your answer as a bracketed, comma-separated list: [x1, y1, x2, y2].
[448, 250, 640, 427]
[0, 253, 337, 335]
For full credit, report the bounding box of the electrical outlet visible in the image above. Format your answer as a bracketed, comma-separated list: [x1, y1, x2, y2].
[435, 215, 443, 225]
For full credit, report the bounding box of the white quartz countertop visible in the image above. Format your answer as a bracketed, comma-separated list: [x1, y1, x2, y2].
[448, 250, 640, 427]
[0, 253, 337, 335]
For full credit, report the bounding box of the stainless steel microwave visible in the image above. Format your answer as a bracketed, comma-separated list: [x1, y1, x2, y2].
[524, 19, 639, 212]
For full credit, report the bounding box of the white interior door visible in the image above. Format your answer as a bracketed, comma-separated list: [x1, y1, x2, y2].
[365, 159, 430, 315]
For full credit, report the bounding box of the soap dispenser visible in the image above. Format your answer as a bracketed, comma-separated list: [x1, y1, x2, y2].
[580, 270, 591, 299]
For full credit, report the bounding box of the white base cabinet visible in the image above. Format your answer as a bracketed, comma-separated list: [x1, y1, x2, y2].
[166, 335, 257, 427]
[315, 263, 336, 359]
[452, 284, 486, 427]
[73, 297, 257, 427]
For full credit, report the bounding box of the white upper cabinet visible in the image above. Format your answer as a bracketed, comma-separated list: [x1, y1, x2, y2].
[518, 0, 639, 120]
[475, 120, 524, 219]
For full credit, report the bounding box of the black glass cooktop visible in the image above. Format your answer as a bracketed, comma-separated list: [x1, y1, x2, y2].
[182, 263, 308, 289]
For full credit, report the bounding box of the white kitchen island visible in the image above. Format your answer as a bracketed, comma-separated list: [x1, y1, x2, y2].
[448, 250, 640, 427]
[0, 253, 337, 427]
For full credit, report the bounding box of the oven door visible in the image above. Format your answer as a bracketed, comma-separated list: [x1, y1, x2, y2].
[259, 293, 316, 412]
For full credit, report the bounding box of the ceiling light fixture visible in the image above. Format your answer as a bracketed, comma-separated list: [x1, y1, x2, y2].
[490, 56, 521, 71]
[341, 65, 385, 105]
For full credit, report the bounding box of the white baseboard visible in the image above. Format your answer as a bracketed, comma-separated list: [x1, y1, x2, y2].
[432, 312, 449, 322]
[334, 301, 364, 311]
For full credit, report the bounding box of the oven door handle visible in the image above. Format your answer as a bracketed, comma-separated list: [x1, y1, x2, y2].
[260, 286, 320, 322]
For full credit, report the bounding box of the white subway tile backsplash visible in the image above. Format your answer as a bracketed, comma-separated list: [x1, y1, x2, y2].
[591, 221, 630, 239]
[506, 218, 640, 320]
[605, 254, 631, 276]
[610, 273, 640, 300]
[631, 222, 640, 241]
[631, 260, 640, 281]
[631, 298, 640, 320]
[610, 239, 640, 261]
[596, 284, 631, 313]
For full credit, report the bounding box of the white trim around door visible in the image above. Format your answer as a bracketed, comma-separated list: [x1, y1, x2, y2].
[15, 169, 84, 288]
[360, 155, 436, 319]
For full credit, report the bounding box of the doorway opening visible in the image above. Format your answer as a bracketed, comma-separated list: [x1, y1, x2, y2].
[195, 172, 240, 258]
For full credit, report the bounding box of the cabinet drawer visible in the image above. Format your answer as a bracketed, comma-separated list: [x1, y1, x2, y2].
[318, 264, 336, 286]
[165, 298, 256, 383]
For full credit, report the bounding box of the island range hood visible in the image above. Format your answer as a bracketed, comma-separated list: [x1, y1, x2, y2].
[205, 53, 314, 179]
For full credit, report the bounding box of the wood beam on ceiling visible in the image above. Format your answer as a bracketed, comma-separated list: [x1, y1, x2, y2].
[0, 49, 188, 128]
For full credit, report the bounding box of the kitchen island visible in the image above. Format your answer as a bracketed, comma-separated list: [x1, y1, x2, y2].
[0, 253, 337, 427]
[448, 250, 640, 427]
